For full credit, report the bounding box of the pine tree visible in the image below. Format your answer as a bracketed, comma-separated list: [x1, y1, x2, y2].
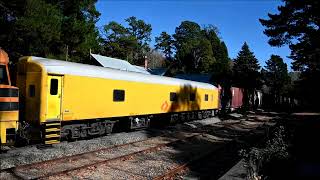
[0, 0, 102, 63]
[155, 31, 174, 61]
[260, 0, 320, 109]
[263, 55, 290, 106]
[102, 21, 139, 63]
[102, 17, 152, 65]
[233, 42, 261, 108]
[0, 0, 62, 60]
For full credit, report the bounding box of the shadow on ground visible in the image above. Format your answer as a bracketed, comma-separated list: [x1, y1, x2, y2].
[272, 113, 320, 180]
[162, 112, 278, 180]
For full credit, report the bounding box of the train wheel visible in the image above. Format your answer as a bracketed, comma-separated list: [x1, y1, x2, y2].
[65, 129, 73, 141]
[80, 127, 88, 138]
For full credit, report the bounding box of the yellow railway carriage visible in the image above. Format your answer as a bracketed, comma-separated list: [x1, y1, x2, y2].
[17, 56, 219, 144]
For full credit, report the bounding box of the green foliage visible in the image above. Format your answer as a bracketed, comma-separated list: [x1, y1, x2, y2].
[0, 0, 101, 63]
[192, 38, 215, 73]
[0, 0, 62, 58]
[263, 55, 290, 105]
[240, 126, 289, 179]
[233, 42, 261, 108]
[173, 21, 202, 47]
[102, 16, 152, 65]
[102, 21, 139, 63]
[233, 42, 260, 89]
[203, 25, 231, 85]
[125, 16, 152, 65]
[173, 21, 204, 73]
[155, 31, 174, 60]
[260, 0, 320, 109]
[56, 0, 101, 63]
[172, 21, 231, 75]
[125, 16, 152, 48]
[259, 0, 320, 72]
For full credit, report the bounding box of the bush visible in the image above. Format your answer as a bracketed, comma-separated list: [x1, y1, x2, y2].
[240, 126, 289, 180]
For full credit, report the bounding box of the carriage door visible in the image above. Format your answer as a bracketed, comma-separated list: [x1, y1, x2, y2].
[47, 76, 62, 120]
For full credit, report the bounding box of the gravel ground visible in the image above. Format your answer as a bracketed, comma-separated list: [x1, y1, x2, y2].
[0, 131, 153, 170]
[48, 134, 225, 179]
[0, 116, 222, 170]
[6, 135, 190, 179]
[0, 112, 279, 180]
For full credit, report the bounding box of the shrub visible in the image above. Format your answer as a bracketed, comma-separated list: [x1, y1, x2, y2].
[240, 126, 289, 180]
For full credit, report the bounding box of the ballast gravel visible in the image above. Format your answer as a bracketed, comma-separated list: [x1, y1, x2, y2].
[0, 116, 223, 170]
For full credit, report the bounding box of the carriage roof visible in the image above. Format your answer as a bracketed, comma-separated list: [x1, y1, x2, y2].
[27, 56, 217, 90]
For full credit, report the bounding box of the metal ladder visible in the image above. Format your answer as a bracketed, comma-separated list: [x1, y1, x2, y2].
[44, 120, 61, 144]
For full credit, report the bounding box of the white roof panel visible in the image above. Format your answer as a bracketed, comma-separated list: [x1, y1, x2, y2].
[28, 56, 217, 90]
[91, 53, 150, 74]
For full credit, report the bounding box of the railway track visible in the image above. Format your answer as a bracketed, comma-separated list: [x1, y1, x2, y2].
[0, 132, 201, 179]
[0, 115, 274, 180]
[47, 132, 226, 180]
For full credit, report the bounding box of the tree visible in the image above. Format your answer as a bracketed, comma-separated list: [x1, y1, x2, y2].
[146, 49, 166, 69]
[0, 0, 62, 60]
[53, 0, 102, 63]
[125, 16, 152, 48]
[102, 21, 139, 63]
[260, 0, 320, 109]
[192, 38, 214, 73]
[125, 16, 152, 65]
[203, 25, 231, 85]
[233, 42, 261, 108]
[173, 21, 214, 73]
[204, 25, 232, 112]
[263, 55, 290, 106]
[155, 31, 174, 60]
[0, 0, 102, 63]
[102, 17, 152, 65]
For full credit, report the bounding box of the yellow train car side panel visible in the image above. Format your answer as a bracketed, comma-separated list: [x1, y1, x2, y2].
[59, 74, 219, 121]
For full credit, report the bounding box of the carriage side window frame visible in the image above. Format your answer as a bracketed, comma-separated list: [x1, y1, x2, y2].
[29, 85, 35, 97]
[0, 65, 9, 85]
[50, 79, 58, 95]
[113, 89, 125, 102]
[190, 93, 196, 101]
[205, 94, 208, 101]
[170, 92, 178, 102]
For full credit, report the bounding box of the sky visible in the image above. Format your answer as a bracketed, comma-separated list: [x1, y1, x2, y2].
[96, 0, 292, 70]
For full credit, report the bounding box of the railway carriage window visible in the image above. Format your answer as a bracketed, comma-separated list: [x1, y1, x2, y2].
[29, 85, 35, 97]
[190, 93, 196, 101]
[170, 92, 178, 101]
[205, 94, 208, 101]
[0, 65, 9, 85]
[50, 79, 58, 95]
[113, 89, 125, 102]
